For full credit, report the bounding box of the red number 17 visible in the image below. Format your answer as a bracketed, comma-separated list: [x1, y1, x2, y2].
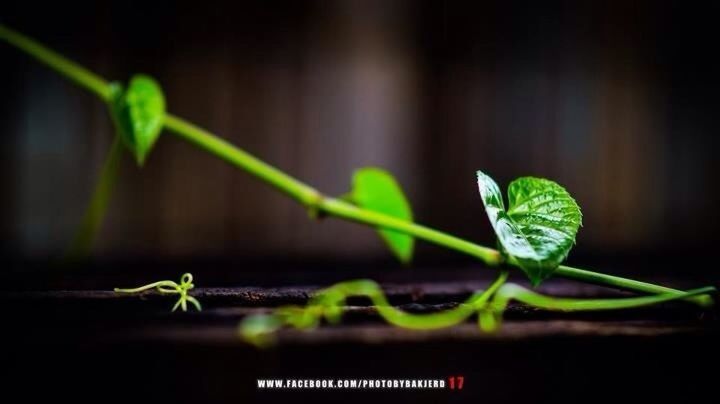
[448, 376, 464, 390]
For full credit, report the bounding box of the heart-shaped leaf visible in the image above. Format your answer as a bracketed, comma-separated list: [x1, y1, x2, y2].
[352, 168, 414, 264]
[477, 171, 582, 285]
[109, 74, 166, 165]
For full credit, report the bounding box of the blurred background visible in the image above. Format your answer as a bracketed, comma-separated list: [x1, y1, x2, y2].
[1, 0, 718, 279]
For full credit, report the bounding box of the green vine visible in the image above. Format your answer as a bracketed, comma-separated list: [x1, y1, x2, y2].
[0, 24, 715, 335]
[239, 275, 714, 346]
[65, 137, 124, 260]
[114, 273, 201, 312]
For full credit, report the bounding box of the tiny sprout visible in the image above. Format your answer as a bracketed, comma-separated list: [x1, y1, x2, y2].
[114, 273, 201, 312]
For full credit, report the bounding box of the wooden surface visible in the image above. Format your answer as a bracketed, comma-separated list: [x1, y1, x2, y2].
[2, 279, 716, 344]
[2, 276, 718, 403]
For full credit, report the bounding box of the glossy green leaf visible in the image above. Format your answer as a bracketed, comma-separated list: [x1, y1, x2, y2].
[477, 171, 582, 285]
[109, 74, 166, 165]
[352, 168, 414, 263]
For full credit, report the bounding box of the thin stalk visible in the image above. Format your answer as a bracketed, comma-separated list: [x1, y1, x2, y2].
[163, 115, 320, 206]
[480, 284, 716, 331]
[240, 272, 509, 345]
[554, 264, 708, 298]
[239, 278, 714, 344]
[1, 24, 713, 305]
[163, 114, 500, 264]
[324, 271, 508, 330]
[493, 285, 717, 312]
[480, 284, 716, 332]
[0, 24, 112, 101]
[65, 136, 123, 260]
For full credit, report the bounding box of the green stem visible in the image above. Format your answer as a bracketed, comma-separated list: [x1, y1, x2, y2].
[65, 136, 123, 260]
[554, 264, 707, 299]
[322, 271, 509, 330]
[239, 278, 714, 345]
[494, 284, 716, 311]
[1, 24, 713, 305]
[239, 272, 508, 345]
[163, 115, 320, 206]
[114, 280, 177, 294]
[0, 24, 112, 101]
[480, 284, 717, 331]
[319, 197, 501, 264]
[163, 114, 501, 264]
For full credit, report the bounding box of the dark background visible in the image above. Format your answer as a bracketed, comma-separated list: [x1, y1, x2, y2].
[1, 0, 719, 278]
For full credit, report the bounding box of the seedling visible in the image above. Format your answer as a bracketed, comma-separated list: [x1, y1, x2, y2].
[1, 25, 715, 340]
[115, 273, 201, 312]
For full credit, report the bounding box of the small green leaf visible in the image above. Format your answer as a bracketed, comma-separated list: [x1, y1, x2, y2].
[352, 168, 414, 263]
[109, 74, 166, 165]
[476, 171, 582, 285]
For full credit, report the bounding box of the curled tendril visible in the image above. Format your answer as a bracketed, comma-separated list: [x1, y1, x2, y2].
[239, 272, 509, 347]
[238, 273, 714, 347]
[114, 273, 202, 312]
